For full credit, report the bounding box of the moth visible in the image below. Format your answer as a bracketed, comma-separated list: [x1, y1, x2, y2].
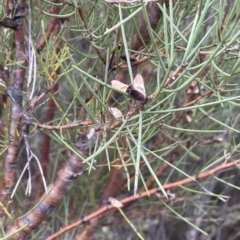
[111, 74, 147, 103]
[87, 127, 95, 139]
[108, 197, 123, 208]
[108, 107, 123, 119]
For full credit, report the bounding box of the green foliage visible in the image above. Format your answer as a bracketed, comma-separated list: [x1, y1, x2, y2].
[0, 0, 240, 239]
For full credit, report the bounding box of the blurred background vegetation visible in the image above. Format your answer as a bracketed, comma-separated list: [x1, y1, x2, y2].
[0, 0, 240, 239]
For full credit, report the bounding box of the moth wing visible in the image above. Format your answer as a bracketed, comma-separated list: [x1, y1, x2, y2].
[111, 80, 129, 92]
[87, 128, 95, 139]
[133, 74, 146, 97]
[109, 107, 123, 119]
[109, 197, 123, 208]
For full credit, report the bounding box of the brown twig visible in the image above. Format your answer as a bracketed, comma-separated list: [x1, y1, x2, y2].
[163, 62, 188, 88]
[46, 158, 240, 240]
[183, 90, 213, 107]
[76, 159, 125, 240]
[146, 152, 179, 189]
[1, 0, 27, 199]
[35, 4, 61, 52]
[28, 86, 58, 110]
[40, 18, 65, 178]
[28, 104, 140, 132]
[77, 6, 105, 62]
[28, 120, 93, 130]
[5, 137, 88, 239]
[148, 62, 188, 99]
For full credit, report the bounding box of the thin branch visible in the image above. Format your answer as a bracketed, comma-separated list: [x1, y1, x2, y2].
[28, 120, 93, 130]
[183, 90, 213, 107]
[5, 137, 87, 239]
[46, 159, 240, 240]
[148, 62, 188, 99]
[35, 4, 61, 52]
[1, 0, 27, 199]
